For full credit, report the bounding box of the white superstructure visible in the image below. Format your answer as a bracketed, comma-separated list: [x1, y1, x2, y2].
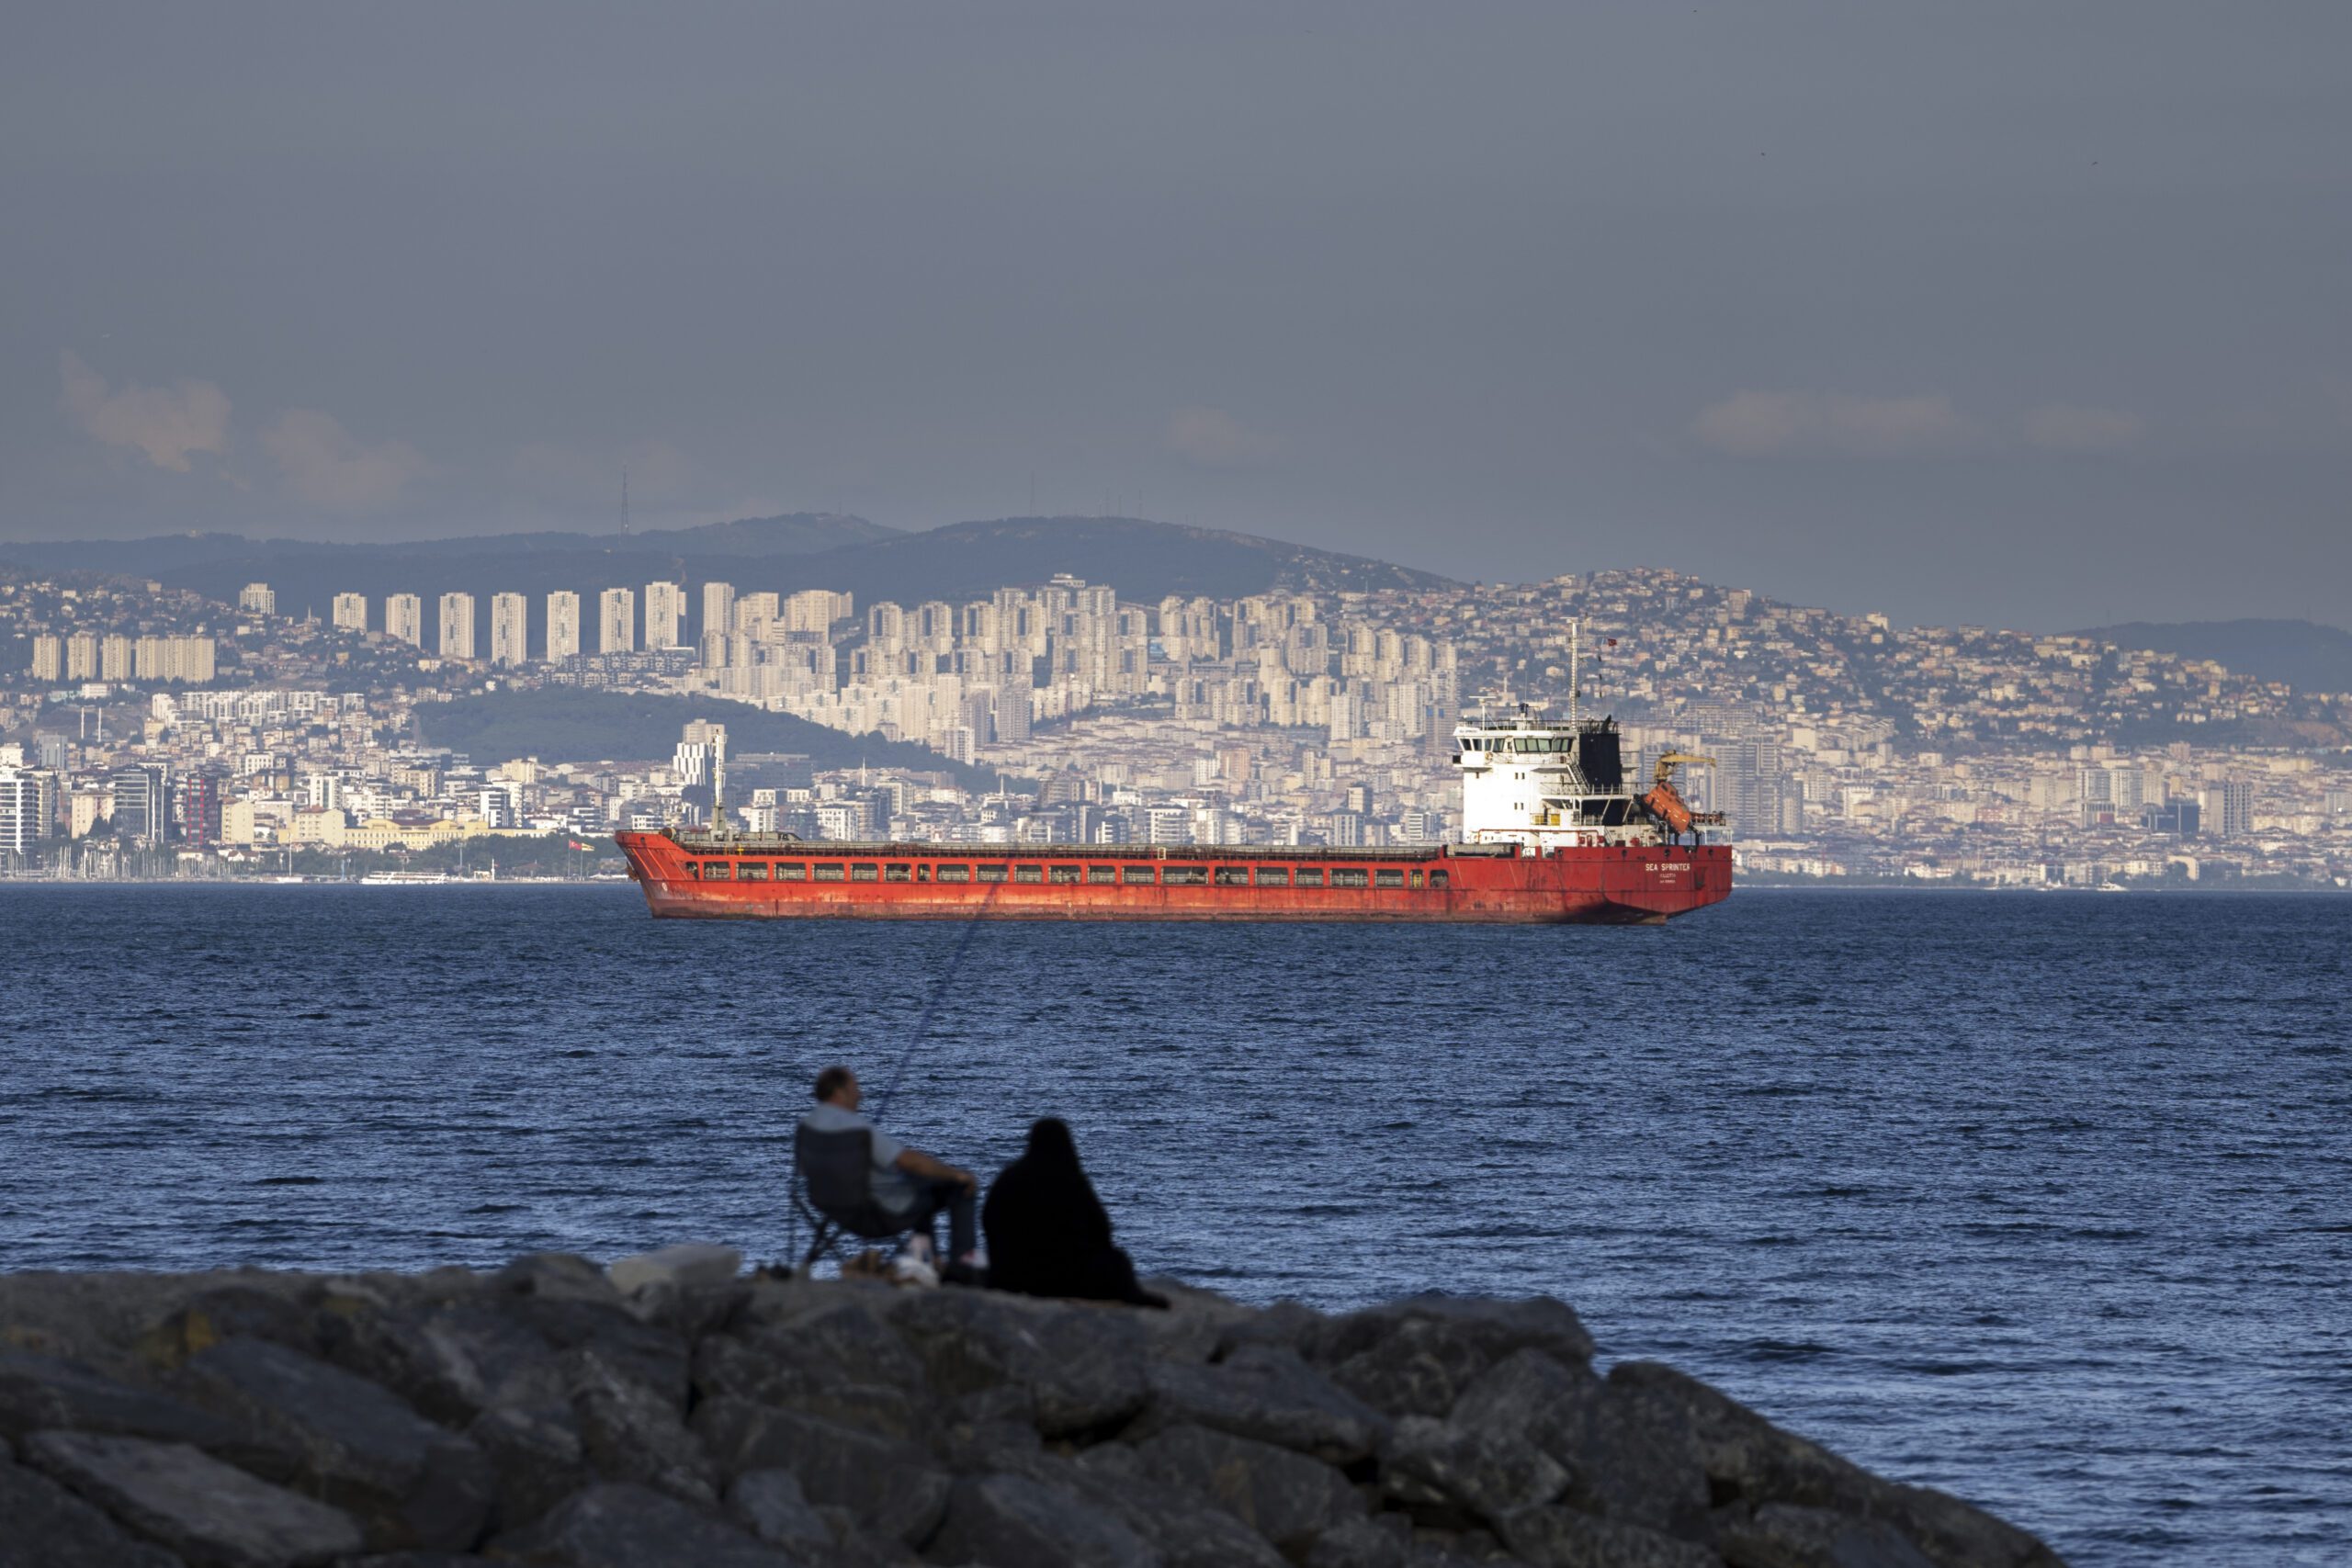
[1454, 705, 1652, 852]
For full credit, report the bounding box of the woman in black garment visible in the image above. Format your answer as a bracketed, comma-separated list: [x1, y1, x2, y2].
[982, 1118, 1168, 1308]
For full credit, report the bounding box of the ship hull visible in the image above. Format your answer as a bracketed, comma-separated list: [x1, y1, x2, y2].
[615, 832, 1730, 924]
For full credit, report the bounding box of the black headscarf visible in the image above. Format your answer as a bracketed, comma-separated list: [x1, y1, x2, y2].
[984, 1118, 1163, 1307]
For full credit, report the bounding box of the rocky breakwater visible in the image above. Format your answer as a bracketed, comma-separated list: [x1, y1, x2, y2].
[0, 1249, 2064, 1568]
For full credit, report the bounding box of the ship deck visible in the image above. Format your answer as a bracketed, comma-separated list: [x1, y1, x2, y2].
[665, 834, 1512, 861]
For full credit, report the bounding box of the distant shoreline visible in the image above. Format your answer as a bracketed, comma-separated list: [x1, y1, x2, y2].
[0, 876, 2342, 897]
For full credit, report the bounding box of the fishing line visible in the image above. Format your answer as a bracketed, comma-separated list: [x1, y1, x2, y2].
[871, 877, 1002, 1121]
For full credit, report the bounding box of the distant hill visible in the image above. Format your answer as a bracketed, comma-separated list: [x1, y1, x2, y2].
[0, 513, 893, 623]
[2079, 619, 2352, 696]
[758, 516, 1453, 604]
[0, 514, 1453, 637]
[417, 688, 998, 786]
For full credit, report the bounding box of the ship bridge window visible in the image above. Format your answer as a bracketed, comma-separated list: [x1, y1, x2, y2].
[936, 863, 970, 883]
[976, 864, 1007, 883]
[1122, 865, 1156, 885]
[684, 862, 701, 880]
[884, 863, 911, 883]
[850, 863, 879, 882]
[777, 862, 807, 881]
[1296, 866, 1326, 887]
[1330, 867, 1369, 888]
[740, 862, 769, 882]
[1014, 864, 1044, 884]
[1049, 865, 1082, 885]
[1256, 866, 1290, 886]
[704, 862, 734, 881]
[1375, 869, 1407, 888]
[1163, 864, 1206, 886]
[1087, 865, 1118, 885]
[812, 863, 845, 882]
[1430, 869, 1449, 889]
[1214, 866, 1250, 886]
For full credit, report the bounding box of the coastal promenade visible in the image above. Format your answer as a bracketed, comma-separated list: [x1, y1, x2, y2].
[0, 1251, 2060, 1567]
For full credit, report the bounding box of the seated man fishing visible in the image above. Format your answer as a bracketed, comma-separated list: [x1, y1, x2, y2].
[800, 1065, 984, 1285]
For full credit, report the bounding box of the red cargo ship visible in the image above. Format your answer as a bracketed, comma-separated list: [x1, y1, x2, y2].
[617, 704, 1732, 924]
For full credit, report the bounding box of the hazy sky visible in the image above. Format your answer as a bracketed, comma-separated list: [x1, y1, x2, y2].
[6, 4, 2347, 629]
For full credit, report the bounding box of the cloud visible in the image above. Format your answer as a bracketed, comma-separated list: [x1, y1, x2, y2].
[58, 351, 232, 471]
[1691, 390, 1973, 457]
[1164, 406, 1283, 468]
[262, 409, 428, 510]
[2023, 403, 2143, 454]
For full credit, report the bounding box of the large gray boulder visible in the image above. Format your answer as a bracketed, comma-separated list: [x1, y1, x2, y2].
[1379, 1414, 1569, 1522]
[26, 1429, 364, 1567]
[1304, 1296, 1596, 1373]
[923, 1472, 1161, 1568]
[1721, 1502, 1941, 1568]
[976, 1442, 1288, 1568]
[608, 1244, 742, 1297]
[1609, 1364, 2062, 1568]
[506, 1296, 691, 1410]
[695, 1301, 932, 1443]
[317, 1286, 689, 1432]
[317, 1300, 568, 1424]
[1135, 1344, 1391, 1463]
[464, 1403, 587, 1534]
[1128, 1421, 1363, 1555]
[695, 1398, 951, 1547]
[698, 1300, 928, 1404]
[0, 1451, 182, 1568]
[1453, 1349, 1710, 1539]
[1327, 1315, 1510, 1419]
[178, 1336, 492, 1551]
[0, 1349, 266, 1458]
[726, 1468, 834, 1552]
[887, 1292, 1149, 1438]
[493, 1254, 625, 1307]
[1301, 1514, 1412, 1568]
[568, 1348, 717, 1504]
[1493, 1505, 1724, 1568]
[486, 1481, 797, 1567]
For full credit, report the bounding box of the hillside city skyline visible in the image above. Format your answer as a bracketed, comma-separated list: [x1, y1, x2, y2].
[5, 522, 2346, 890]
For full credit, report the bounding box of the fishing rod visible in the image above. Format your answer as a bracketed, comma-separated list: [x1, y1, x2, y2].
[783, 881, 1001, 1272]
[871, 877, 1003, 1121]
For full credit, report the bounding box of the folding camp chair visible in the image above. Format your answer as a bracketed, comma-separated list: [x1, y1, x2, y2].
[791, 1123, 917, 1269]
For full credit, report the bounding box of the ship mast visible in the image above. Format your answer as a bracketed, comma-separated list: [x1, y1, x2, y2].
[1569, 618, 1580, 725]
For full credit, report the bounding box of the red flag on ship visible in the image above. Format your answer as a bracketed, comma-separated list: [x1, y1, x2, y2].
[568, 840, 590, 851]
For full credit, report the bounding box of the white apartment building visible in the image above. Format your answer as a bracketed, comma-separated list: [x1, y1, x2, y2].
[386, 593, 424, 647]
[547, 592, 582, 660]
[438, 592, 476, 661]
[695, 582, 733, 644]
[599, 588, 636, 653]
[645, 581, 686, 649]
[490, 593, 528, 668]
[0, 769, 60, 856]
[786, 590, 853, 635]
[128, 637, 217, 683]
[332, 592, 368, 632]
[238, 582, 277, 615]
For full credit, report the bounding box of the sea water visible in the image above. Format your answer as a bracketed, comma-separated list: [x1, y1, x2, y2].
[1, 884, 2345, 1564]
